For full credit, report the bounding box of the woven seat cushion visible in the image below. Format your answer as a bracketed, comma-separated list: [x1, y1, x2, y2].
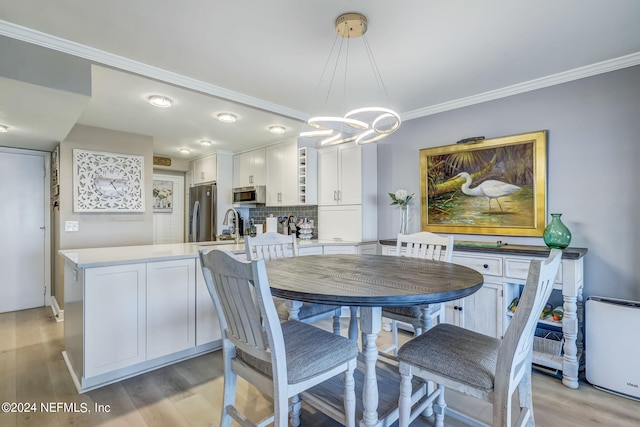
[382, 304, 439, 319]
[397, 323, 501, 391]
[274, 297, 340, 321]
[236, 320, 358, 384]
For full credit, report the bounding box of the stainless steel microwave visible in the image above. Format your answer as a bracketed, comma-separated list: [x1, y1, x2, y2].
[232, 185, 266, 204]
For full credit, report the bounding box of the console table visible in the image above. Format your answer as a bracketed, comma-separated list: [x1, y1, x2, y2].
[380, 240, 588, 389]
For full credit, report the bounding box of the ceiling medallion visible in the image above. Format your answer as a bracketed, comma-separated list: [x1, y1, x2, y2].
[299, 13, 401, 147]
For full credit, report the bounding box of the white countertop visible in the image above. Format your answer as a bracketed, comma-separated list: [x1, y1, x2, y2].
[59, 239, 375, 268]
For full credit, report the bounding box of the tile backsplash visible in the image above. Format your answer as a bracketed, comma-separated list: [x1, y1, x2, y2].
[248, 205, 318, 238]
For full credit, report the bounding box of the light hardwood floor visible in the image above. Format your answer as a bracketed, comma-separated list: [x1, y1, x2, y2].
[0, 307, 638, 426]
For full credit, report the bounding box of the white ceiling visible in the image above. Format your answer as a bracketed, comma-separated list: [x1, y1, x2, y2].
[0, 1, 639, 159]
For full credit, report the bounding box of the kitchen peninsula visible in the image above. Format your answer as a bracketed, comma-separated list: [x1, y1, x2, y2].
[60, 239, 376, 393]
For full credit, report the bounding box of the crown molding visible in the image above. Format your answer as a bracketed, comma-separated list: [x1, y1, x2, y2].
[0, 20, 308, 122]
[3, 20, 638, 124]
[402, 52, 640, 120]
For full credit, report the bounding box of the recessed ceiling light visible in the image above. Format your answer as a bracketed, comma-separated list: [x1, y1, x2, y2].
[148, 95, 172, 108]
[269, 125, 286, 135]
[217, 112, 237, 123]
[0, 124, 8, 133]
[179, 148, 191, 154]
[200, 139, 213, 146]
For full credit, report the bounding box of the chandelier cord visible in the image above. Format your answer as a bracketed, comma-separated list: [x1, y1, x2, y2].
[362, 34, 391, 103]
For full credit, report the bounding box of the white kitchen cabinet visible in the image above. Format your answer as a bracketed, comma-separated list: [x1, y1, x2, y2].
[233, 148, 266, 187]
[146, 259, 196, 359]
[62, 252, 222, 393]
[317, 142, 377, 242]
[191, 154, 217, 185]
[318, 143, 362, 205]
[84, 263, 147, 378]
[195, 258, 222, 346]
[444, 281, 503, 338]
[318, 204, 378, 242]
[266, 140, 298, 206]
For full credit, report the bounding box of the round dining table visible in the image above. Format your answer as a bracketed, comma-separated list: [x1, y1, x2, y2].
[265, 253, 484, 427]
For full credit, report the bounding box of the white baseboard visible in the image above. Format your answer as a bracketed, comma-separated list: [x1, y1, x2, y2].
[50, 296, 64, 322]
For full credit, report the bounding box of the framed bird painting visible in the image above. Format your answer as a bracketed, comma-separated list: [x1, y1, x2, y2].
[419, 130, 547, 236]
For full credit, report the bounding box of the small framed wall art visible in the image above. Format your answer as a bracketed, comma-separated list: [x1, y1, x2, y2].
[153, 180, 173, 213]
[73, 149, 145, 212]
[420, 130, 547, 236]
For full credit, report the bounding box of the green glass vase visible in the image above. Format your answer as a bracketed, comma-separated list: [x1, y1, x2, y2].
[543, 213, 572, 249]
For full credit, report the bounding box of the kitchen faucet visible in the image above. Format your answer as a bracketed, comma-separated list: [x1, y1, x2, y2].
[223, 208, 240, 244]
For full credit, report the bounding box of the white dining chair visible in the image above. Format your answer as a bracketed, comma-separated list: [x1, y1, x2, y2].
[382, 232, 454, 355]
[199, 249, 358, 427]
[397, 249, 562, 427]
[245, 232, 342, 334]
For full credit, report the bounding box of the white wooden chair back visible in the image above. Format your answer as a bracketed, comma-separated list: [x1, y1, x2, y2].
[245, 231, 298, 261]
[496, 249, 562, 410]
[396, 232, 454, 262]
[199, 249, 286, 370]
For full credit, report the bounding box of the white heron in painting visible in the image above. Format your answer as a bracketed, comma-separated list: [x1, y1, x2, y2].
[454, 172, 521, 211]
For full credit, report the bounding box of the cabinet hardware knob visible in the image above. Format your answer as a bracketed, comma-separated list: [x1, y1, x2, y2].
[483, 264, 489, 269]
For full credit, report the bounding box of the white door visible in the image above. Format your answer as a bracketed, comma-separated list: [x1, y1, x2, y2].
[152, 173, 185, 244]
[0, 149, 47, 313]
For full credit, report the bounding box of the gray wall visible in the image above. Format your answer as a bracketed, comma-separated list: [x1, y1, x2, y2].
[377, 65, 640, 300]
[55, 124, 155, 307]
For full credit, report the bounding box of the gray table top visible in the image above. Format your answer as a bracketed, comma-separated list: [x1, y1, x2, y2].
[265, 254, 484, 307]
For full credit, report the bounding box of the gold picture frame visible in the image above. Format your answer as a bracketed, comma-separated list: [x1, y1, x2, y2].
[420, 130, 547, 236]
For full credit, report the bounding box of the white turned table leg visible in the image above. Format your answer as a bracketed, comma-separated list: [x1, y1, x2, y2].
[359, 306, 382, 427]
[285, 300, 303, 320]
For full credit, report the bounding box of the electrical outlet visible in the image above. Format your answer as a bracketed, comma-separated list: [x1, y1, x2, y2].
[65, 221, 79, 232]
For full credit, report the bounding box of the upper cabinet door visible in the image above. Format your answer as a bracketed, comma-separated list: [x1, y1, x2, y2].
[318, 143, 362, 206]
[192, 155, 217, 185]
[337, 143, 362, 205]
[318, 147, 339, 205]
[266, 140, 298, 206]
[233, 148, 266, 188]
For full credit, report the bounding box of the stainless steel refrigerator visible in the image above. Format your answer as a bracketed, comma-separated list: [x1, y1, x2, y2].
[189, 183, 217, 242]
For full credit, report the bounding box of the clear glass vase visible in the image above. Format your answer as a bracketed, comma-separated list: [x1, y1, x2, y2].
[543, 213, 572, 249]
[399, 206, 409, 235]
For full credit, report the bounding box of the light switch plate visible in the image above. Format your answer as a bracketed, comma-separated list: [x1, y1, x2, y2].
[65, 221, 79, 232]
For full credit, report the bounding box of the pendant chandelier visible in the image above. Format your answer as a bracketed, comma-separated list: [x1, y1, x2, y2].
[300, 13, 401, 147]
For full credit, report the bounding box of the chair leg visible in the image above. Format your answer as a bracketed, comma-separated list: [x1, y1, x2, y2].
[433, 384, 446, 427]
[517, 365, 535, 426]
[221, 368, 237, 427]
[290, 394, 302, 427]
[391, 320, 399, 355]
[348, 307, 359, 341]
[398, 363, 413, 427]
[333, 308, 342, 335]
[344, 360, 357, 427]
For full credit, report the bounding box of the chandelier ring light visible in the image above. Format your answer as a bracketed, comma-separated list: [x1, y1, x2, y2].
[300, 13, 401, 146]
